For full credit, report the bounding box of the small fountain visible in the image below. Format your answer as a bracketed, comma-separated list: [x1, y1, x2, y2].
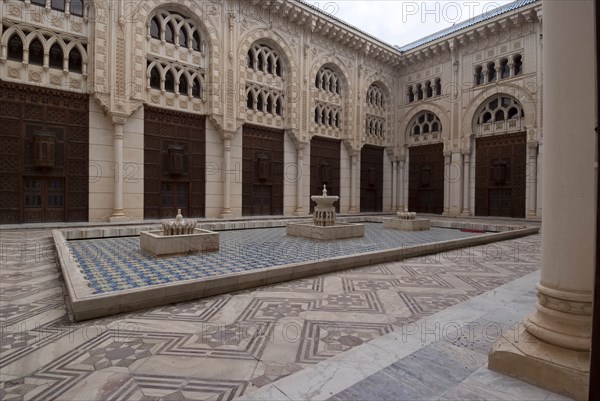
[286, 185, 364, 240]
[140, 209, 219, 257]
[383, 210, 431, 231]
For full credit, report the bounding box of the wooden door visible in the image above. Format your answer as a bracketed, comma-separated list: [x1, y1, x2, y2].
[408, 143, 444, 214]
[360, 145, 384, 212]
[144, 106, 205, 219]
[0, 81, 88, 224]
[475, 132, 526, 218]
[242, 124, 284, 216]
[310, 136, 340, 213]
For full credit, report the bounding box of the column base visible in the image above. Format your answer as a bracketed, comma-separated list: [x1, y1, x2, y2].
[461, 210, 471, 217]
[293, 209, 306, 217]
[488, 325, 590, 401]
[219, 209, 233, 219]
[108, 213, 129, 223]
[348, 207, 359, 214]
[442, 210, 451, 216]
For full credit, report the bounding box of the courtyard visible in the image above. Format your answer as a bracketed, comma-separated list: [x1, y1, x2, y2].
[0, 217, 571, 401]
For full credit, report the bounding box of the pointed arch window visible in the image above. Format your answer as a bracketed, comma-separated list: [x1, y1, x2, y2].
[7, 35, 23, 61]
[179, 28, 188, 47]
[487, 62, 497, 82]
[475, 66, 484, 85]
[70, 0, 84, 17]
[500, 59, 510, 79]
[68, 48, 82, 73]
[192, 31, 201, 51]
[29, 39, 44, 66]
[49, 44, 64, 69]
[165, 22, 175, 44]
[150, 17, 160, 39]
[164, 70, 175, 92]
[179, 75, 189, 96]
[149, 66, 161, 89]
[192, 78, 201, 98]
[434, 79, 442, 96]
[410, 112, 442, 137]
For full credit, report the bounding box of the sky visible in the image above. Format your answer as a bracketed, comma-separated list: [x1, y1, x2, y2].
[306, 1, 514, 47]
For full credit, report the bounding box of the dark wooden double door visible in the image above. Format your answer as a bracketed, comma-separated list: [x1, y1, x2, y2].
[242, 124, 284, 216]
[0, 81, 89, 224]
[310, 137, 340, 213]
[144, 106, 206, 219]
[408, 143, 444, 214]
[360, 145, 384, 213]
[475, 132, 526, 218]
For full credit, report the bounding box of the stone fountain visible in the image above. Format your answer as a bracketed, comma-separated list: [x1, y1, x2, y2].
[140, 209, 219, 257]
[383, 210, 431, 231]
[286, 185, 364, 240]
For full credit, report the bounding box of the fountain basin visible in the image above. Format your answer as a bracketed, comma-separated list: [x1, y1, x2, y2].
[286, 221, 365, 240]
[140, 228, 219, 257]
[383, 218, 431, 231]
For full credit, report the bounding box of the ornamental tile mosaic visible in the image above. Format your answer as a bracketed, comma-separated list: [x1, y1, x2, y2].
[0, 227, 542, 401]
[67, 224, 480, 294]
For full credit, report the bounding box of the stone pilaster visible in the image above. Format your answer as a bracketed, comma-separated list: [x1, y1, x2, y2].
[108, 115, 129, 223]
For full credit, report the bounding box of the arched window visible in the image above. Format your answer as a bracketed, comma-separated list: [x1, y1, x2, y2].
[49, 44, 63, 69]
[51, 0, 65, 12]
[192, 78, 201, 98]
[150, 66, 161, 89]
[407, 86, 414, 103]
[487, 62, 497, 82]
[434, 79, 442, 96]
[425, 81, 433, 98]
[179, 28, 188, 48]
[514, 55, 523, 76]
[164, 70, 175, 92]
[475, 66, 484, 85]
[417, 84, 424, 101]
[192, 31, 201, 52]
[500, 59, 510, 79]
[247, 89, 255, 110]
[476, 96, 523, 127]
[7, 35, 23, 61]
[409, 112, 442, 137]
[150, 18, 160, 39]
[276, 97, 283, 116]
[68, 48, 83, 73]
[266, 94, 273, 114]
[179, 75, 189, 96]
[367, 84, 384, 108]
[257, 93, 264, 112]
[70, 0, 84, 17]
[316, 67, 342, 96]
[165, 22, 175, 44]
[29, 39, 44, 66]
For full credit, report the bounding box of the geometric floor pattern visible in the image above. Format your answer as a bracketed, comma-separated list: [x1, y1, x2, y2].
[67, 224, 481, 294]
[0, 227, 541, 401]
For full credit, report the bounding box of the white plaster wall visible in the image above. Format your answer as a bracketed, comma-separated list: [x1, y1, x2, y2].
[205, 119, 224, 218]
[122, 107, 144, 220]
[283, 133, 297, 215]
[88, 100, 115, 222]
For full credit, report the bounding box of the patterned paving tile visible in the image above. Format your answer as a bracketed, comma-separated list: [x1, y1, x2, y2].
[66, 225, 480, 294]
[0, 227, 542, 401]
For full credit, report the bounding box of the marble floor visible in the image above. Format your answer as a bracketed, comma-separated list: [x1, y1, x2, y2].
[0, 227, 560, 401]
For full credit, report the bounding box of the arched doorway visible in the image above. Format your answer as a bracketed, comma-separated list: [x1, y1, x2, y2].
[407, 112, 444, 214]
[474, 96, 527, 218]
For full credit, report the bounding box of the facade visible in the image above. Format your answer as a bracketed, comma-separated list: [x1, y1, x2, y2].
[0, 0, 542, 223]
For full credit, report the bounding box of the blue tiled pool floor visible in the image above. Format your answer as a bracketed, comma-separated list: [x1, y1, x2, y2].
[67, 224, 481, 294]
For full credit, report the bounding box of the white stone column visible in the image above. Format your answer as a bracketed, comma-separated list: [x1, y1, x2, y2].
[349, 151, 359, 213]
[443, 151, 451, 215]
[527, 141, 539, 218]
[109, 119, 128, 222]
[461, 151, 471, 216]
[391, 159, 398, 211]
[489, 2, 595, 400]
[220, 133, 233, 219]
[294, 143, 305, 216]
[397, 158, 405, 211]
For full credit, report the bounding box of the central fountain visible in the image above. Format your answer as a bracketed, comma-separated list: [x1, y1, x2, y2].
[286, 185, 364, 240]
[140, 209, 219, 257]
